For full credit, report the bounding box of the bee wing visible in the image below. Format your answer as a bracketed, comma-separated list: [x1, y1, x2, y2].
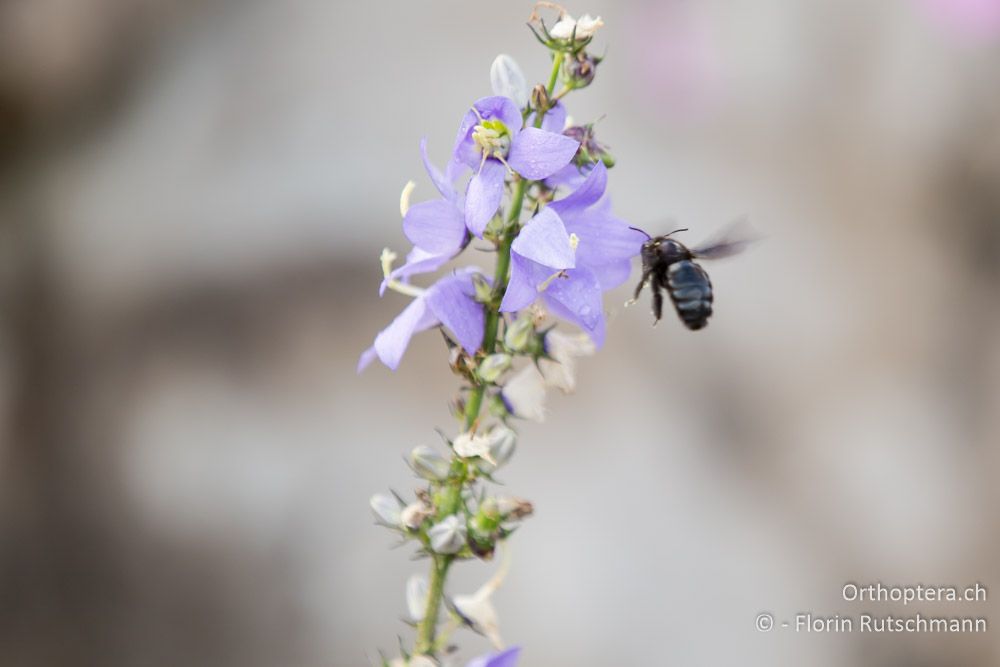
[690, 216, 761, 260]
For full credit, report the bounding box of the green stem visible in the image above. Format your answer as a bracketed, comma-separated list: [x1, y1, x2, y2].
[414, 48, 567, 658]
[415, 556, 451, 655]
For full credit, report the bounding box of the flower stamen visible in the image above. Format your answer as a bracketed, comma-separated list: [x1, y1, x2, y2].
[380, 247, 426, 298]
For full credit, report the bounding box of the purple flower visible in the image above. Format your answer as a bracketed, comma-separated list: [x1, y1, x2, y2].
[453, 96, 579, 237]
[359, 268, 485, 372]
[466, 647, 521, 667]
[383, 140, 470, 294]
[499, 162, 645, 346]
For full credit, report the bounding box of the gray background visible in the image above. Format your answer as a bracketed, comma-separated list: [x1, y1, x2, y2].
[1, 0, 998, 665]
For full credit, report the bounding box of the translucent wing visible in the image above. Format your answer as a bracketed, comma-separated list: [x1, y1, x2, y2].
[690, 216, 761, 260]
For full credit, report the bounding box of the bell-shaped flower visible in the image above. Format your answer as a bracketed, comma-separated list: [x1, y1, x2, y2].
[453, 96, 579, 236]
[498, 206, 605, 345]
[382, 140, 470, 294]
[499, 163, 645, 345]
[359, 268, 486, 372]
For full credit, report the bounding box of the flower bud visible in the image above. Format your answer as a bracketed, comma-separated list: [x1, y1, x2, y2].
[490, 54, 529, 108]
[428, 514, 467, 554]
[406, 574, 429, 621]
[409, 445, 450, 482]
[401, 501, 433, 530]
[565, 51, 599, 88]
[477, 353, 512, 383]
[472, 272, 494, 303]
[478, 426, 516, 473]
[503, 316, 534, 352]
[530, 84, 550, 116]
[369, 493, 402, 527]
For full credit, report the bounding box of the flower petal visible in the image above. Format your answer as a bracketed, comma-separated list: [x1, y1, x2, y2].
[569, 216, 646, 267]
[507, 128, 579, 180]
[500, 364, 548, 422]
[466, 647, 522, 667]
[544, 161, 590, 190]
[490, 54, 529, 108]
[403, 198, 467, 254]
[465, 160, 507, 237]
[543, 267, 606, 347]
[588, 258, 634, 290]
[510, 207, 576, 269]
[500, 254, 547, 313]
[357, 346, 378, 373]
[425, 273, 485, 354]
[526, 101, 567, 134]
[420, 138, 456, 201]
[372, 295, 439, 370]
[548, 160, 608, 220]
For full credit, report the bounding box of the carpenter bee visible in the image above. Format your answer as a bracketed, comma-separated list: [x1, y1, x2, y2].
[628, 218, 758, 330]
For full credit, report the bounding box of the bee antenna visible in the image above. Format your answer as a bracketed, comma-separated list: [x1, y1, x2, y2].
[629, 226, 652, 240]
[666, 227, 689, 236]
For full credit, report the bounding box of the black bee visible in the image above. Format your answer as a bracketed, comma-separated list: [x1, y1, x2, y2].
[629, 219, 757, 330]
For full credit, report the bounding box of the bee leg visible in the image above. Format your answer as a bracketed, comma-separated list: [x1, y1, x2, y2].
[625, 269, 651, 307]
[651, 278, 664, 326]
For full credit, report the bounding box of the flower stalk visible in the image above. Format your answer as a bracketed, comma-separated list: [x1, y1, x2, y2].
[363, 8, 639, 665]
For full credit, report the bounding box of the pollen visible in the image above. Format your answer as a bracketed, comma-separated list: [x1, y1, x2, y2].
[568, 233, 580, 251]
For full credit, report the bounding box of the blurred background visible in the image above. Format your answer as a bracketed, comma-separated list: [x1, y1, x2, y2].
[1, 0, 999, 665]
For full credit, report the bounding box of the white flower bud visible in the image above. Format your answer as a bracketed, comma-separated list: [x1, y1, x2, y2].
[490, 54, 529, 108]
[483, 425, 517, 471]
[500, 364, 548, 422]
[452, 431, 495, 464]
[477, 353, 512, 383]
[428, 514, 467, 554]
[503, 316, 534, 352]
[401, 501, 433, 530]
[409, 445, 450, 481]
[369, 493, 402, 526]
[406, 574, 429, 621]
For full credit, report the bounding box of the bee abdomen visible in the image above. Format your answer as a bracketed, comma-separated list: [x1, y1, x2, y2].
[666, 260, 713, 330]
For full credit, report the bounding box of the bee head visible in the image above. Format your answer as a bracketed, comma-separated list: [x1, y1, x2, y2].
[642, 235, 691, 266]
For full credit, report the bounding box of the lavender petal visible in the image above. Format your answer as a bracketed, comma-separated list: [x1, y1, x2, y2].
[465, 160, 507, 237]
[507, 128, 580, 180]
[403, 199, 468, 254]
[510, 207, 576, 269]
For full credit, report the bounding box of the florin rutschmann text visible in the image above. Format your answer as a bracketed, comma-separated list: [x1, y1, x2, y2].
[755, 582, 988, 634]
